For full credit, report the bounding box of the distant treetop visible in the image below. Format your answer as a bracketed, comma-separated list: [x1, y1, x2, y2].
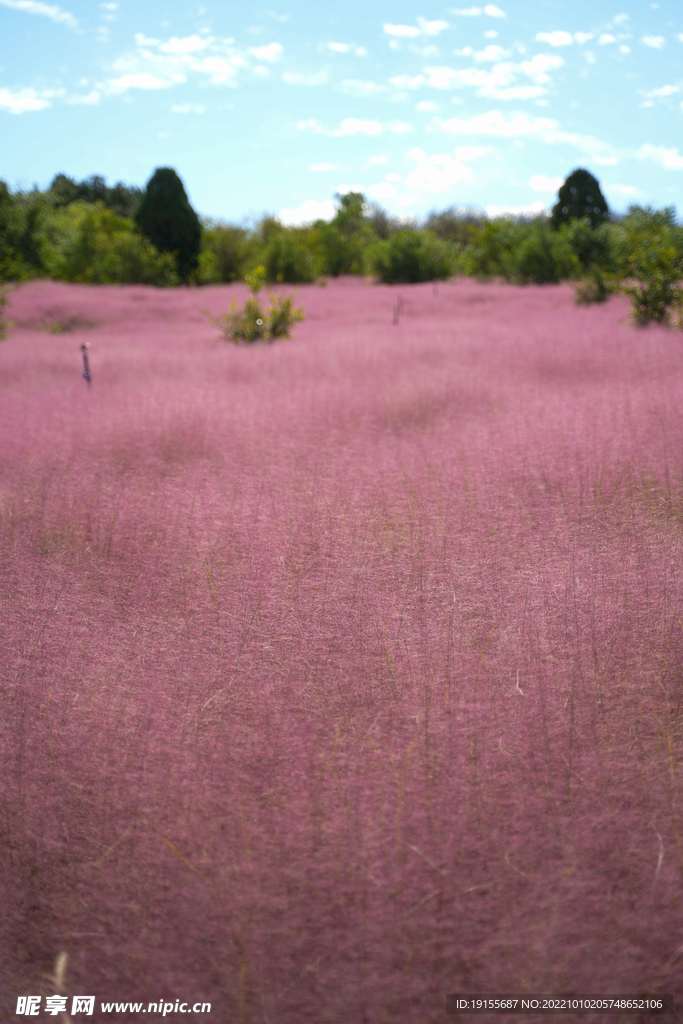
[551, 169, 609, 230]
[48, 173, 143, 219]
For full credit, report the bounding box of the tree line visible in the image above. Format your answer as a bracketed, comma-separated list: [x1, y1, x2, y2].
[1, 167, 682, 319]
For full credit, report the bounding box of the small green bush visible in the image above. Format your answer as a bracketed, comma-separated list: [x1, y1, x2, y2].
[201, 291, 304, 344]
[623, 243, 682, 325]
[574, 268, 616, 305]
[0, 283, 14, 338]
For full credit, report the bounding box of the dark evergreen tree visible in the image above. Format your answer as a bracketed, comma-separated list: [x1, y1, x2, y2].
[133, 167, 201, 282]
[551, 168, 609, 229]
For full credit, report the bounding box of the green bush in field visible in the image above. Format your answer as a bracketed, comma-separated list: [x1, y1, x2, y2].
[134, 168, 201, 283]
[514, 222, 581, 284]
[574, 268, 616, 305]
[372, 229, 456, 284]
[623, 243, 682, 325]
[0, 283, 14, 338]
[197, 220, 251, 284]
[201, 290, 305, 343]
[463, 218, 581, 284]
[264, 228, 318, 283]
[38, 202, 178, 286]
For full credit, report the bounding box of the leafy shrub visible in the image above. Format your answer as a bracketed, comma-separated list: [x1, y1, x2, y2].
[514, 223, 581, 284]
[264, 229, 318, 283]
[560, 218, 615, 272]
[38, 202, 178, 286]
[372, 229, 455, 284]
[622, 243, 683, 325]
[134, 168, 201, 283]
[201, 291, 304, 343]
[574, 268, 615, 305]
[197, 220, 250, 284]
[463, 218, 581, 284]
[0, 283, 14, 338]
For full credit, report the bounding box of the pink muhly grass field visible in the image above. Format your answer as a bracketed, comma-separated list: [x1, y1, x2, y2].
[2, 277, 683, 1022]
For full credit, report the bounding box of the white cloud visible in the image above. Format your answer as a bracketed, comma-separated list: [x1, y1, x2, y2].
[484, 4, 506, 16]
[613, 13, 629, 24]
[483, 30, 498, 38]
[405, 149, 486, 192]
[0, 0, 78, 29]
[279, 198, 336, 225]
[474, 44, 511, 61]
[340, 79, 388, 96]
[486, 201, 547, 217]
[366, 182, 398, 199]
[419, 51, 562, 100]
[100, 1, 117, 7]
[418, 17, 449, 35]
[104, 32, 276, 92]
[328, 42, 350, 52]
[0, 84, 63, 113]
[594, 155, 619, 165]
[574, 33, 593, 44]
[441, 109, 556, 138]
[535, 31, 573, 47]
[390, 74, 425, 89]
[637, 143, 683, 169]
[171, 102, 205, 113]
[369, 155, 387, 164]
[386, 173, 401, 181]
[610, 184, 640, 196]
[417, 100, 438, 110]
[297, 118, 325, 133]
[450, 6, 482, 14]
[642, 35, 665, 49]
[619, 45, 630, 53]
[678, 33, 683, 43]
[640, 83, 680, 98]
[158, 35, 210, 54]
[598, 34, 615, 44]
[309, 162, 337, 172]
[383, 23, 421, 37]
[520, 53, 564, 82]
[282, 69, 329, 85]
[331, 117, 384, 136]
[66, 88, 100, 105]
[106, 72, 184, 94]
[529, 174, 563, 192]
[248, 43, 283, 62]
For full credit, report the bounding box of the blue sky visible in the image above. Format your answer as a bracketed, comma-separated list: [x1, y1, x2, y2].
[1, 0, 682, 224]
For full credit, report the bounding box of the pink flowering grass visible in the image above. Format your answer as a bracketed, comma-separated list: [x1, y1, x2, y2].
[2, 277, 683, 1022]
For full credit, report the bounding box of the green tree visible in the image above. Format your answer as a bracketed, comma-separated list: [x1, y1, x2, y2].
[372, 230, 455, 284]
[551, 168, 609, 230]
[134, 167, 201, 283]
[316, 192, 372, 276]
[38, 201, 178, 286]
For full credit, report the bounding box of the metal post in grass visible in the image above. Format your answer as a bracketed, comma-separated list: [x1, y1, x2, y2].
[80, 343, 92, 387]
